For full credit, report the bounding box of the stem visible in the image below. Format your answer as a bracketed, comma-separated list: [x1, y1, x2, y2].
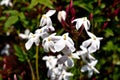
[19, 36, 36, 80]
[22, 50, 36, 80]
[27, 59, 36, 80]
[36, 46, 40, 80]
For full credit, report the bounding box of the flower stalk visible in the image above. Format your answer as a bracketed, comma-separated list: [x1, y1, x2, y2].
[36, 46, 40, 80]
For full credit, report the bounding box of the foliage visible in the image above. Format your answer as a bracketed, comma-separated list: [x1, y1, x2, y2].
[0, 0, 120, 80]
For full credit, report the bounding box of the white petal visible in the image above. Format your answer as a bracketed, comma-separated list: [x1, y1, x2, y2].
[48, 25, 55, 31]
[58, 10, 66, 22]
[83, 21, 89, 31]
[65, 58, 74, 67]
[61, 46, 72, 55]
[66, 41, 75, 52]
[88, 42, 97, 53]
[71, 53, 80, 59]
[46, 17, 52, 26]
[87, 19, 90, 29]
[47, 69, 52, 78]
[81, 65, 88, 72]
[49, 41, 56, 53]
[42, 56, 49, 60]
[43, 41, 50, 52]
[73, 18, 83, 30]
[46, 10, 56, 17]
[25, 39, 34, 50]
[54, 39, 65, 52]
[88, 70, 93, 78]
[57, 55, 68, 64]
[87, 31, 96, 39]
[82, 39, 92, 48]
[19, 34, 27, 39]
[40, 15, 47, 26]
[25, 29, 30, 35]
[34, 37, 40, 46]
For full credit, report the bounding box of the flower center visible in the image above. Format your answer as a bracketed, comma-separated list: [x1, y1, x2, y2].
[40, 30, 42, 33]
[42, 15, 47, 19]
[83, 17, 87, 21]
[63, 34, 66, 40]
[48, 37, 51, 41]
[30, 33, 35, 38]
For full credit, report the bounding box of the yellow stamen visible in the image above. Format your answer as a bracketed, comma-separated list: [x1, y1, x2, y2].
[42, 15, 47, 19]
[63, 34, 66, 40]
[48, 37, 51, 41]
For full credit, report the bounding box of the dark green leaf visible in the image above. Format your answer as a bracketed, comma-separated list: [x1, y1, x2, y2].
[4, 16, 18, 30]
[14, 45, 26, 62]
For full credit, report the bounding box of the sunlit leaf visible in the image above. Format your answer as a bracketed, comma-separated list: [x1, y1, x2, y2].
[105, 28, 114, 38]
[4, 16, 18, 30]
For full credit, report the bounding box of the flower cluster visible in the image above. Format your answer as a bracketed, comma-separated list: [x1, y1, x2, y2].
[19, 9, 102, 79]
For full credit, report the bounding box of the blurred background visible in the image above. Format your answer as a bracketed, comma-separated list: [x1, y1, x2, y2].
[0, 0, 120, 80]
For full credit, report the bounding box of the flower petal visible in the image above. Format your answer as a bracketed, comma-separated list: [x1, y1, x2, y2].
[54, 39, 65, 52]
[82, 39, 92, 48]
[88, 42, 97, 53]
[46, 10, 56, 17]
[65, 58, 74, 67]
[57, 55, 68, 64]
[25, 39, 34, 50]
[81, 65, 88, 72]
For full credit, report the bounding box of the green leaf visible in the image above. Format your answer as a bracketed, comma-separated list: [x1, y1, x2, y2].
[103, 41, 117, 52]
[38, 0, 54, 9]
[3, 10, 19, 16]
[105, 28, 114, 38]
[0, 16, 6, 21]
[19, 12, 26, 20]
[4, 16, 18, 30]
[94, 17, 110, 22]
[29, 0, 53, 9]
[14, 45, 26, 62]
[29, 0, 39, 9]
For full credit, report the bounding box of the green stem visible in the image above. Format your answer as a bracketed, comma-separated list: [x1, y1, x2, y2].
[22, 50, 36, 80]
[27, 59, 36, 80]
[36, 46, 40, 80]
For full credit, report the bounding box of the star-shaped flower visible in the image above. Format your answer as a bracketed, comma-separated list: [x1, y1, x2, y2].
[82, 31, 103, 53]
[42, 56, 57, 69]
[42, 33, 61, 53]
[19, 29, 30, 39]
[58, 70, 73, 80]
[39, 10, 56, 27]
[25, 33, 40, 50]
[81, 60, 99, 78]
[72, 17, 90, 31]
[54, 33, 75, 53]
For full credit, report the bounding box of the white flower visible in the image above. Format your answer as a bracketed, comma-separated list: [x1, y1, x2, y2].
[1, 44, 10, 56]
[57, 53, 80, 67]
[0, 0, 12, 7]
[35, 25, 55, 39]
[58, 10, 66, 22]
[25, 33, 40, 50]
[54, 33, 75, 52]
[19, 29, 30, 39]
[39, 10, 56, 27]
[42, 33, 61, 53]
[72, 17, 90, 31]
[81, 60, 99, 78]
[82, 31, 103, 53]
[58, 70, 73, 80]
[42, 56, 57, 69]
[76, 46, 88, 56]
